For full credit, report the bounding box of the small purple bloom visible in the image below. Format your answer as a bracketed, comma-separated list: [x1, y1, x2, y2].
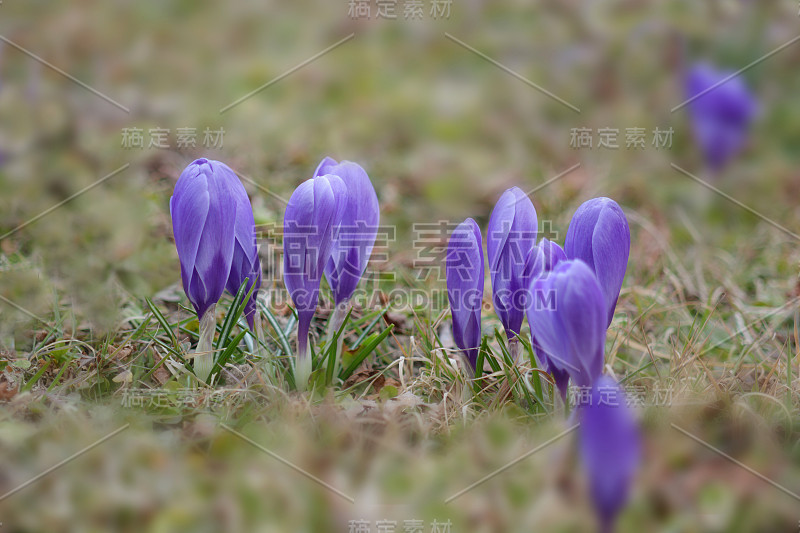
[686, 62, 757, 171]
[565, 198, 630, 327]
[224, 183, 261, 330]
[527, 260, 606, 387]
[524, 239, 569, 396]
[314, 157, 380, 305]
[170, 158, 245, 320]
[578, 375, 640, 533]
[446, 218, 484, 371]
[283, 174, 347, 383]
[487, 187, 537, 339]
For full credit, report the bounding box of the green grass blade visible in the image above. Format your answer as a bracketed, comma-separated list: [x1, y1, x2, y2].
[340, 324, 395, 381]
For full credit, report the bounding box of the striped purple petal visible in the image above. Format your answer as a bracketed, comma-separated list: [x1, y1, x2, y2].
[317, 158, 380, 305]
[446, 218, 484, 370]
[487, 187, 537, 339]
[565, 198, 630, 327]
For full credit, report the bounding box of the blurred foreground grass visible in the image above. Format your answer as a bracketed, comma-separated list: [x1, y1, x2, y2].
[1, 0, 800, 531]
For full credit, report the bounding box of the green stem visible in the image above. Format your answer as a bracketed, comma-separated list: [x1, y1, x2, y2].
[194, 304, 216, 385]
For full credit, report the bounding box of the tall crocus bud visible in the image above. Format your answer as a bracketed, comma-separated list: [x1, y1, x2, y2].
[686, 62, 757, 172]
[565, 198, 630, 328]
[487, 187, 537, 352]
[446, 218, 484, 373]
[171, 158, 247, 383]
[524, 239, 569, 397]
[315, 157, 379, 306]
[283, 174, 346, 390]
[527, 260, 606, 388]
[578, 375, 640, 533]
[224, 185, 261, 330]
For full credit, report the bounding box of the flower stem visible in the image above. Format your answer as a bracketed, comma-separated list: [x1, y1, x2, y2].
[253, 317, 275, 383]
[294, 317, 312, 392]
[194, 304, 216, 385]
[325, 300, 350, 382]
[508, 336, 521, 364]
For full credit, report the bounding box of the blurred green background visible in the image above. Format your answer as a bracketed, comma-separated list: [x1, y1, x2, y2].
[1, 1, 800, 531]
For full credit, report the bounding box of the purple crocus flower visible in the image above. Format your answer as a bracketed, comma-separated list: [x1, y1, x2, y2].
[171, 158, 244, 320]
[314, 157, 380, 305]
[171, 158, 251, 382]
[224, 182, 261, 330]
[527, 260, 606, 387]
[578, 375, 640, 533]
[686, 62, 757, 171]
[283, 174, 346, 389]
[565, 198, 630, 328]
[487, 187, 537, 341]
[446, 218, 484, 372]
[524, 238, 569, 396]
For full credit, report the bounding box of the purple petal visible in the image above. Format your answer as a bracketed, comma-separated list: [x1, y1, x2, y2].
[527, 260, 606, 387]
[446, 218, 484, 369]
[487, 187, 537, 338]
[578, 375, 640, 532]
[170, 158, 240, 318]
[565, 198, 630, 327]
[283, 174, 347, 357]
[313, 156, 339, 178]
[686, 62, 757, 170]
[322, 160, 380, 304]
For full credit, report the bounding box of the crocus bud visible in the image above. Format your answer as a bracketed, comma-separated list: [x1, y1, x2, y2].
[686, 62, 757, 171]
[527, 260, 606, 387]
[283, 174, 347, 389]
[565, 198, 630, 328]
[578, 375, 640, 533]
[314, 157, 380, 305]
[446, 218, 484, 371]
[487, 187, 537, 340]
[524, 239, 569, 396]
[170, 158, 244, 320]
[224, 184, 261, 330]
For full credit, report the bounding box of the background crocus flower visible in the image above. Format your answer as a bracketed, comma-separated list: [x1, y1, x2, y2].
[170, 158, 247, 382]
[283, 174, 346, 390]
[686, 62, 757, 172]
[578, 375, 640, 533]
[524, 238, 569, 396]
[487, 187, 537, 346]
[446, 218, 484, 372]
[314, 157, 380, 306]
[527, 260, 606, 388]
[224, 183, 261, 330]
[565, 198, 630, 328]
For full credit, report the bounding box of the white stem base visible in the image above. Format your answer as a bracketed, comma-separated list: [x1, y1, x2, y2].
[194, 305, 216, 385]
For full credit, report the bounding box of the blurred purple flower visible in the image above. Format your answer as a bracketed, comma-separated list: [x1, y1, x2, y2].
[527, 260, 606, 387]
[224, 186, 261, 330]
[686, 62, 757, 171]
[524, 238, 569, 396]
[578, 375, 640, 533]
[170, 158, 245, 320]
[487, 187, 537, 340]
[446, 218, 484, 371]
[283, 173, 347, 385]
[314, 157, 380, 305]
[565, 198, 630, 327]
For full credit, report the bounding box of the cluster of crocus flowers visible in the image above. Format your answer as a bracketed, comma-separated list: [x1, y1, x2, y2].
[283, 157, 379, 390]
[446, 193, 639, 531]
[170, 158, 261, 383]
[685, 62, 757, 172]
